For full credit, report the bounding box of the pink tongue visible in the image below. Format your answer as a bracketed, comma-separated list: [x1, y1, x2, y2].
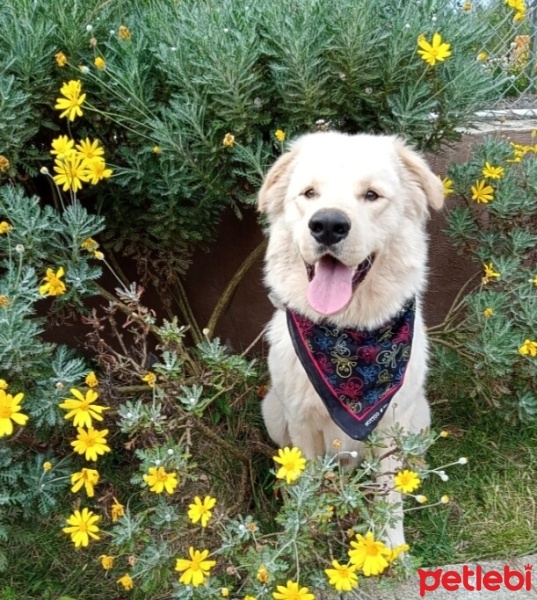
[307, 256, 354, 315]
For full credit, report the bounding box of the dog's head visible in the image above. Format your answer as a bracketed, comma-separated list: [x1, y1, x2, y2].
[258, 132, 444, 320]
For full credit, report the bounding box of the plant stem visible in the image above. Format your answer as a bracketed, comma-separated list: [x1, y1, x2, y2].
[207, 239, 268, 335]
[171, 278, 203, 344]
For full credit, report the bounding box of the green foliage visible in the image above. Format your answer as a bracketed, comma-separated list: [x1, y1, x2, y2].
[435, 136, 537, 419]
[0, 184, 105, 524]
[0, 0, 499, 262]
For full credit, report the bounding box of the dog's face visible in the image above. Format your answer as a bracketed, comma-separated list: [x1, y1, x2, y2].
[259, 132, 444, 321]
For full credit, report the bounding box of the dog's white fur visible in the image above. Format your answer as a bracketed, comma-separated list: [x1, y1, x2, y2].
[259, 131, 444, 547]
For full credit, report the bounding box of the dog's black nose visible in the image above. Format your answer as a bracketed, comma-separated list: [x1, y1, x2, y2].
[308, 209, 351, 246]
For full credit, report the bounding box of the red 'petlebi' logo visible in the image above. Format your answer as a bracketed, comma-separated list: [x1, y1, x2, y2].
[418, 564, 533, 596]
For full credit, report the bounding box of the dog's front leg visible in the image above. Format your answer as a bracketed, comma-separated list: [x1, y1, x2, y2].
[373, 440, 406, 549]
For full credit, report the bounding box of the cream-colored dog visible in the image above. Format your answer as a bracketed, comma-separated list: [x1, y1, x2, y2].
[259, 131, 444, 547]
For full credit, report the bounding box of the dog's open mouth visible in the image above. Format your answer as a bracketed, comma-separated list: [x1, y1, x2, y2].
[305, 255, 373, 316]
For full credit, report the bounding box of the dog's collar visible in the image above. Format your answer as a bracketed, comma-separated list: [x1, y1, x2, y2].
[286, 298, 416, 441]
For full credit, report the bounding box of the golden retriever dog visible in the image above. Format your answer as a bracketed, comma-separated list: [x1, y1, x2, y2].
[258, 131, 444, 547]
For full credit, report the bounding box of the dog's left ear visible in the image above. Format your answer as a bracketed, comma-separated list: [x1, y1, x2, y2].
[395, 139, 444, 214]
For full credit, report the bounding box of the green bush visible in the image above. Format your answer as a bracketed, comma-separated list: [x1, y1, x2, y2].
[1, 0, 498, 259]
[432, 136, 537, 418]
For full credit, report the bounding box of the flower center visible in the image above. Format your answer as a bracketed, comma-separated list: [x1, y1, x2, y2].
[0, 406, 12, 418]
[365, 541, 379, 556]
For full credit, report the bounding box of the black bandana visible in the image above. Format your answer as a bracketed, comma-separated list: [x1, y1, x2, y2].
[286, 300, 416, 441]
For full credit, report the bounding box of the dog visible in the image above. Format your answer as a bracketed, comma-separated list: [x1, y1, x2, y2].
[258, 131, 444, 547]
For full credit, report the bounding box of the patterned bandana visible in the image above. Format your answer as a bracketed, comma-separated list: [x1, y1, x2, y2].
[286, 299, 416, 441]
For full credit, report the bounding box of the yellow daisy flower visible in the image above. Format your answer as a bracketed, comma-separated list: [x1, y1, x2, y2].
[117, 573, 134, 590]
[471, 179, 494, 203]
[187, 495, 217, 527]
[43, 461, 53, 471]
[483, 307, 494, 318]
[417, 32, 452, 66]
[274, 130, 286, 142]
[62, 507, 100, 547]
[141, 372, 156, 387]
[100, 555, 115, 570]
[50, 135, 75, 160]
[257, 564, 269, 584]
[394, 469, 421, 494]
[94, 56, 106, 70]
[519, 339, 537, 357]
[482, 162, 504, 180]
[59, 388, 108, 428]
[76, 138, 105, 161]
[54, 80, 86, 121]
[81, 237, 99, 252]
[85, 371, 99, 388]
[348, 531, 391, 576]
[272, 580, 315, 600]
[70, 467, 100, 497]
[84, 157, 113, 185]
[143, 466, 179, 494]
[55, 51, 68, 67]
[111, 497, 125, 522]
[483, 262, 501, 283]
[175, 547, 216, 587]
[71, 426, 111, 461]
[0, 222, 12, 234]
[0, 390, 29, 437]
[223, 133, 235, 147]
[53, 154, 90, 192]
[442, 177, 454, 197]
[324, 560, 359, 592]
[39, 267, 66, 297]
[273, 447, 306, 484]
[388, 543, 410, 563]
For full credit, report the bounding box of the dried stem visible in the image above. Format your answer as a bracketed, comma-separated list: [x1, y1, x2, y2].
[207, 239, 268, 335]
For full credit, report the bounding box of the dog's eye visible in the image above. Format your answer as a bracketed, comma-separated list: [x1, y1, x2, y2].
[364, 190, 379, 201]
[303, 187, 317, 199]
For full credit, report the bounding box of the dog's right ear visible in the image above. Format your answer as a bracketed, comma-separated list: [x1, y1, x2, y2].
[258, 149, 297, 219]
